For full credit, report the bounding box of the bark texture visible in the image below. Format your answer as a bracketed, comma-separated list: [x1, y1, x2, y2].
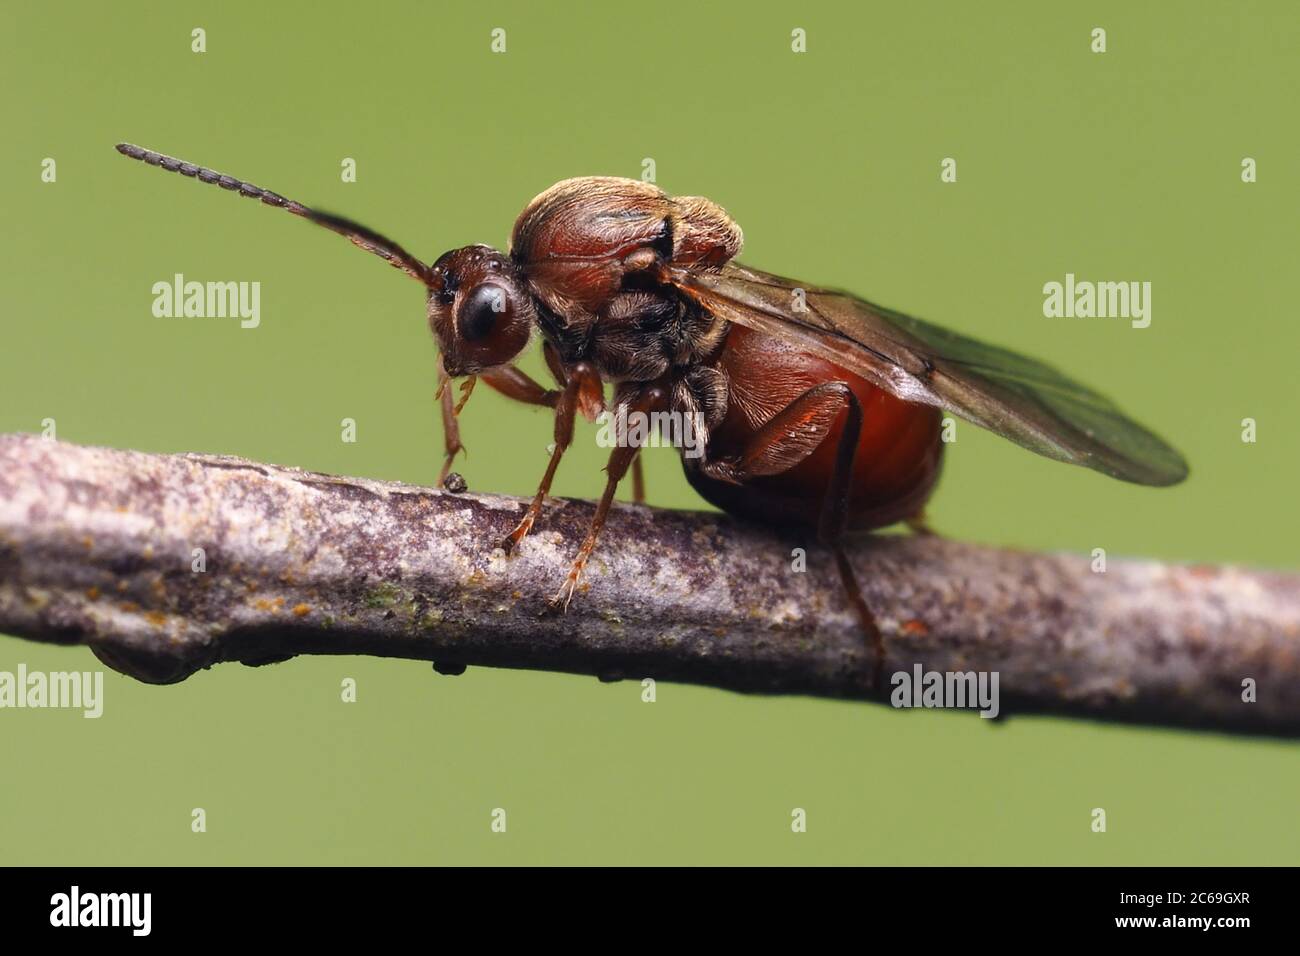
[1, 434, 1296, 734]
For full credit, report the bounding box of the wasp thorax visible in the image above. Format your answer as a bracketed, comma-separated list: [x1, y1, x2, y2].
[428, 245, 535, 375]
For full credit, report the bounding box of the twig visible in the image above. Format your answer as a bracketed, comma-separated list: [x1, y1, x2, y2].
[0, 434, 1296, 735]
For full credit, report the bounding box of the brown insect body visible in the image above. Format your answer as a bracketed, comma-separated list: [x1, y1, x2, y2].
[687, 324, 945, 532]
[503, 176, 943, 533]
[423, 175, 950, 653]
[115, 144, 1188, 683]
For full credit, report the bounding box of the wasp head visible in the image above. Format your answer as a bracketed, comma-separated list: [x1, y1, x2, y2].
[427, 245, 535, 376]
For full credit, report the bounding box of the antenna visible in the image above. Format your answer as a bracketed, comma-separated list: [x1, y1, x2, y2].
[114, 143, 434, 287]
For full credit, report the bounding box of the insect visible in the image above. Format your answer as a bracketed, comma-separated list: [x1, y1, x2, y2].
[115, 143, 1188, 680]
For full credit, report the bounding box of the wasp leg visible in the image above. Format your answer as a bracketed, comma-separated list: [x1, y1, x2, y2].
[630, 454, 646, 504]
[436, 360, 465, 485]
[437, 356, 567, 485]
[480, 364, 562, 408]
[501, 362, 603, 555]
[543, 341, 604, 423]
[821, 418, 889, 692]
[696, 382, 885, 688]
[548, 384, 666, 611]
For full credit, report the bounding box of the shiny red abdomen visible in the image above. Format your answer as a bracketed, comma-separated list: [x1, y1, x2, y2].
[686, 325, 945, 532]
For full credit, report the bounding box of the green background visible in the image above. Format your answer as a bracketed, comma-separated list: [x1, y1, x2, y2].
[2, 0, 1297, 865]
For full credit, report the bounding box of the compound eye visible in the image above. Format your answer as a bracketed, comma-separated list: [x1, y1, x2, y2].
[458, 283, 510, 342]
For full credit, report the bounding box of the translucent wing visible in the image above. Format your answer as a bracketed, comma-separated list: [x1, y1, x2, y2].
[671, 262, 1188, 486]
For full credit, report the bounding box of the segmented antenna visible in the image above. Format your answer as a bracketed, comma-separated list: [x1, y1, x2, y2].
[114, 143, 433, 285]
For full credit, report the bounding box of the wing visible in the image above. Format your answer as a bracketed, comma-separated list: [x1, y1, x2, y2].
[670, 262, 1188, 486]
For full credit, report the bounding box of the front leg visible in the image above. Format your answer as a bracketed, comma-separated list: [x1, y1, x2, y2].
[500, 362, 604, 554]
[436, 354, 565, 485]
[436, 359, 465, 485]
[480, 363, 563, 408]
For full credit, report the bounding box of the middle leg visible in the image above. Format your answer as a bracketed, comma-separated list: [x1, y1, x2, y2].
[547, 383, 668, 611]
[500, 361, 604, 554]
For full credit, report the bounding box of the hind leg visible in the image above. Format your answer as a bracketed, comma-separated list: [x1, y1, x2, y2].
[696, 382, 886, 688]
[630, 454, 646, 504]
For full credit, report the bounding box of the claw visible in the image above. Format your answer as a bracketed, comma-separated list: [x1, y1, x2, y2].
[437, 444, 466, 485]
[546, 586, 574, 614]
[547, 566, 584, 613]
[499, 517, 534, 557]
